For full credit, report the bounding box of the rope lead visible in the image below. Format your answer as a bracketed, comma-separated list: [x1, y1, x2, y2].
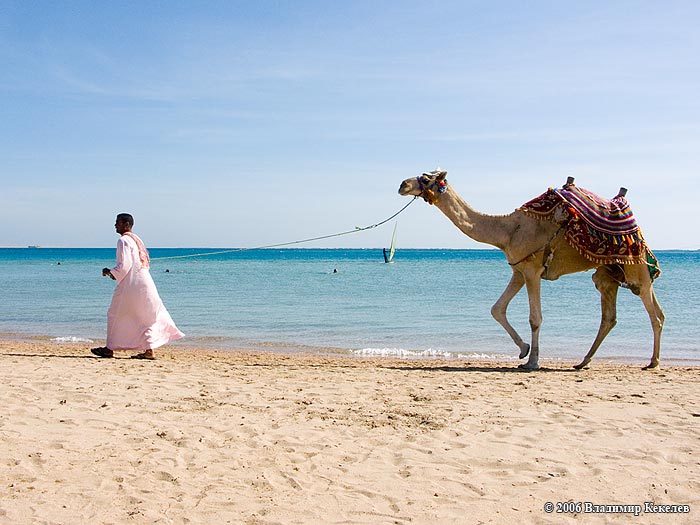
[151, 197, 417, 262]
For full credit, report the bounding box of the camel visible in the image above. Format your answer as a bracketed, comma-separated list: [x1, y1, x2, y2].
[398, 169, 664, 370]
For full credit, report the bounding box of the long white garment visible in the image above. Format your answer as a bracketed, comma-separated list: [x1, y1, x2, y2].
[106, 234, 184, 350]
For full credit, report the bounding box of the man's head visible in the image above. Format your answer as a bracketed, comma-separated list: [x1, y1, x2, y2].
[115, 213, 134, 235]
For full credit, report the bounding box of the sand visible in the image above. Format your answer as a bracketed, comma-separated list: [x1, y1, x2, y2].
[1, 340, 698, 524]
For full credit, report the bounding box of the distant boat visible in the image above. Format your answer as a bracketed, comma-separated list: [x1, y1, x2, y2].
[383, 223, 398, 263]
[27, 245, 41, 249]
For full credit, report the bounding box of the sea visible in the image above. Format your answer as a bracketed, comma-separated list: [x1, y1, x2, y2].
[1, 247, 698, 365]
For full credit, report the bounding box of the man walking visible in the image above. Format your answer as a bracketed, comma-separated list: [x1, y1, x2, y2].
[91, 213, 184, 359]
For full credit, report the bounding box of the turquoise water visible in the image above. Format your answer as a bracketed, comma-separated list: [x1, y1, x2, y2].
[1, 248, 698, 364]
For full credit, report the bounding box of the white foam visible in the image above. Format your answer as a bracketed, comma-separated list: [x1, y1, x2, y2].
[51, 336, 94, 344]
[353, 347, 457, 359]
[353, 347, 517, 360]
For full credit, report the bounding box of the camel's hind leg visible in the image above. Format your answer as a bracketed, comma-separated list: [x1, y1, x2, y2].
[491, 270, 530, 358]
[575, 265, 665, 370]
[639, 282, 664, 370]
[618, 263, 664, 369]
[574, 268, 619, 369]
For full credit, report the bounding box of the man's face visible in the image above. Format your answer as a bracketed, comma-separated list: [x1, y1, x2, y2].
[115, 218, 129, 235]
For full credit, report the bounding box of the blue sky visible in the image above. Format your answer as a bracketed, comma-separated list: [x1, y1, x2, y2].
[1, 1, 698, 249]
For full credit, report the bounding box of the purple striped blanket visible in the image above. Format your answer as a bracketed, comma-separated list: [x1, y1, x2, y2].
[519, 183, 660, 278]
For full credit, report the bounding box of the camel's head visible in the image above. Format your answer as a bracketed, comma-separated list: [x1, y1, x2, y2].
[398, 169, 448, 205]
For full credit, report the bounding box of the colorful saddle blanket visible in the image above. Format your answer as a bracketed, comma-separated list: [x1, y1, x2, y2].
[519, 183, 660, 279]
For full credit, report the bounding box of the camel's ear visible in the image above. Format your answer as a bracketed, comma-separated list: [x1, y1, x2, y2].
[436, 171, 448, 182]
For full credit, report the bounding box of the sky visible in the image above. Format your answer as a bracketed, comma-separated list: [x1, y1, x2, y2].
[1, 1, 698, 249]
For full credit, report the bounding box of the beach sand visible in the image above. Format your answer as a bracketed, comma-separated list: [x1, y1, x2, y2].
[1, 340, 698, 524]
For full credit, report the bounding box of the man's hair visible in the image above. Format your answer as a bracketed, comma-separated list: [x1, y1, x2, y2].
[117, 213, 134, 226]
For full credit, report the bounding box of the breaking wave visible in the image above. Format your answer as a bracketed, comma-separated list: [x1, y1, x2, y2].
[352, 347, 515, 360]
[51, 336, 94, 344]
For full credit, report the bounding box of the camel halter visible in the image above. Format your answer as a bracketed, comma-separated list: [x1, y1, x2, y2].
[416, 175, 448, 205]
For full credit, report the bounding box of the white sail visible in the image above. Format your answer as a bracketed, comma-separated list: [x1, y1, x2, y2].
[387, 223, 397, 263]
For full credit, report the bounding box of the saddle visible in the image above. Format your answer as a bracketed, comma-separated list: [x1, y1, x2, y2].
[519, 181, 660, 280]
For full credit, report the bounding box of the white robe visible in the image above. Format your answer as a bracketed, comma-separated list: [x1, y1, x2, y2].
[107, 235, 184, 350]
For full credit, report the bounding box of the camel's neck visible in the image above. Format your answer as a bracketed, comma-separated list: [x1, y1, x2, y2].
[434, 188, 510, 248]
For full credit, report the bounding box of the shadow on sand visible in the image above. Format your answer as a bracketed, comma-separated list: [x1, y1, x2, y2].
[1, 352, 112, 360]
[383, 364, 582, 373]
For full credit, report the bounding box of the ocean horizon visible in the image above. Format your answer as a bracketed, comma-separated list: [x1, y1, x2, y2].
[1, 247, 698, 366]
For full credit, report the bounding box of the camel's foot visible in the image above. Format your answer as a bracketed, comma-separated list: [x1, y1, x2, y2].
[518, 362, 540, 371]
[573, 360, 590, 370]
[642, 360, 660, 370]
[518, 343, 530, 359]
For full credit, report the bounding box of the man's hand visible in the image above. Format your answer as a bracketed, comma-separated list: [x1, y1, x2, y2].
[102, 268, 116, 280]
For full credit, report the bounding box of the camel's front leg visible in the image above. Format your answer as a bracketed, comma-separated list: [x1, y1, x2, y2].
[521, 269, 544, 370]
[574, 269, 619, 370]
[491, 270, 530, 358]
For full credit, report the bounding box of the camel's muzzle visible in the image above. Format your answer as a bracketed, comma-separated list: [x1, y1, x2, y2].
[398, 180, 414, 195]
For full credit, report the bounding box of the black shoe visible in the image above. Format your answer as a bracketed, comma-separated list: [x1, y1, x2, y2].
[91, 347, 114, 358]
